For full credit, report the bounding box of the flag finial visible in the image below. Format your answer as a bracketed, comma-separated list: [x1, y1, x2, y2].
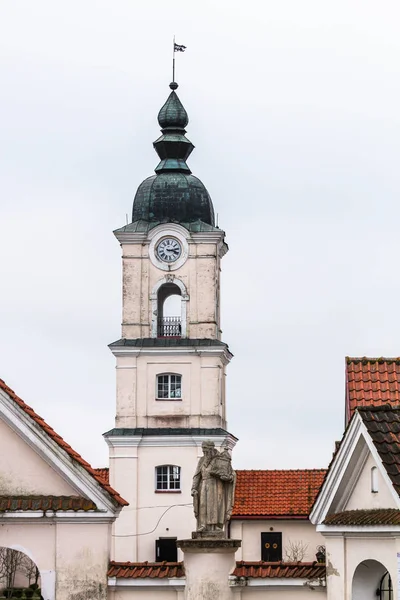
[172, 37, 186, 83]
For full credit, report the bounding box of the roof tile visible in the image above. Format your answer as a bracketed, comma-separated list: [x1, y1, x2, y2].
[324, 508, 400, 526]
[232, 561, 326, 579]
[346, 357, 400, 421]
[0, 495, 97, 512]
[232, 470, 326, 518]
[108, 562, 185, 579]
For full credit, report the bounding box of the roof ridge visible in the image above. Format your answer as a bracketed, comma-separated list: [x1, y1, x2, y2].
[357, 404, 400, 412]
[0, 378, 127, 507]
[235, 469, 327, 473]
[347, 356, 400, 364]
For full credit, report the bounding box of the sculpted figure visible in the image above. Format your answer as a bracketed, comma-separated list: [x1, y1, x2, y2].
[191, 441, 236, 533]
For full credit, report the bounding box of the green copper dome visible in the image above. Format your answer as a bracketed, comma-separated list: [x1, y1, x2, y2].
[132, 83, 215, 226]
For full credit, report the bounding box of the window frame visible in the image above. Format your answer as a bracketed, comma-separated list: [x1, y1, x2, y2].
[379, 571, 393, 599]
[155, 465, 181, 492]
[371, 466, 379, 493]
[156, 373, 182, 401]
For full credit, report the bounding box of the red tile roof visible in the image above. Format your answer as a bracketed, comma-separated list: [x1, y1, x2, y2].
[108, 562, 184, 579]
[232, 561, 326, 579]
[0, 495, 97, 512]
[94, 468, 109, 483]
[346, 357, 400, 423]
[232, 470, 326, 518]
[0, 379, 128, 507]
[324, 508, 400, 526]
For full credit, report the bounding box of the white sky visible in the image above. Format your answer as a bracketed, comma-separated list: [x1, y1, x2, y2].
[1, 0, 400, 470]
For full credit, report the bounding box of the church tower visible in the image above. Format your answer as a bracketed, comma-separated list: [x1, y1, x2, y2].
[105, 82, 236, 563]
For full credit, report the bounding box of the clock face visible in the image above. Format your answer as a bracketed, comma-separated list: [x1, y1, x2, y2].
[156, 238, 182, 263]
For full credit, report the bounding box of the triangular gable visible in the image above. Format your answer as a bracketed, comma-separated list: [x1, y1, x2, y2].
[310, 410, 400, 525]
[0, 378, 127, 515]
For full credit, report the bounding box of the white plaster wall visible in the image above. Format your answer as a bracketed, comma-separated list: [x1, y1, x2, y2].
[230, 520, 325, 562]
[109, 589, 179, 600]
[110, 442, 202, 562]
[324, 534, 398, 600]
[115, 352, 227, 429]
[0, 521, 111, 600]
[345, 453, 397, 510]
[345, 537, 397, 599]
[0, 418, 77, 496]
[241, 589, 325, 598]
[55, 522, 111, 600]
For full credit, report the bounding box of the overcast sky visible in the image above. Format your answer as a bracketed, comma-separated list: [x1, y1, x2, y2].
[1, 0, 400, 470]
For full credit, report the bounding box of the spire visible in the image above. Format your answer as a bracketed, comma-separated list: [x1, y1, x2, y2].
[153, 82, 194, 175]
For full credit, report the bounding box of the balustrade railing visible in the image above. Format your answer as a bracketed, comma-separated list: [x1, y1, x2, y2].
[158, 317, 181, 337]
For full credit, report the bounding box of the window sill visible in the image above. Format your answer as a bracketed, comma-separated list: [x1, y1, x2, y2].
[155, 398, 183, 402]
[155, 490, 182, 493]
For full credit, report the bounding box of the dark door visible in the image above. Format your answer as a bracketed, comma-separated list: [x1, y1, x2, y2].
[261, 532, 282, 561]
[156, 538, 177, 562]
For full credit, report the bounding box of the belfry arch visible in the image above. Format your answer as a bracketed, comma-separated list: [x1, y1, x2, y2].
[150, 276, 189, 338]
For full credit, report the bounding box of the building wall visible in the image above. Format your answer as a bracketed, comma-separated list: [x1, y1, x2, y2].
[108, 589, 180, 600]
[111, 441, 228, 562]
[120, 227, 223, 341]
[0, 418, 77, 496]
[240, 589, 325, 599]
[0, 521, 111, 600]
[114, 352, 227, 430]
[231, 520, 325, 563]
[324, 534, 398, 600]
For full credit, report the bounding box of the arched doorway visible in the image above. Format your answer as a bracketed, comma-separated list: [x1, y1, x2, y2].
[352, 559, 392, 600]
[0, 547, 41, 598]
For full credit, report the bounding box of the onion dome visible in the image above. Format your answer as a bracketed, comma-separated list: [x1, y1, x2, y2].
[132, 82, 215, 226]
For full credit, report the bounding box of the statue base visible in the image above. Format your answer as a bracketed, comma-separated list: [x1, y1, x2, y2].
[177, 535, 241, 600]
[191, 529, 225, 539]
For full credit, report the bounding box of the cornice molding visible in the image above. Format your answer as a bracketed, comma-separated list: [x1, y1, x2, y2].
[105, 432, 237, 449]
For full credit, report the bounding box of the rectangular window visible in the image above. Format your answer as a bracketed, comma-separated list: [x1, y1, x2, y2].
[156, 465, 181, 491]
[261, 532, 282, 562]
[157, 374, 182, 400]
[156, 538, 178, 562]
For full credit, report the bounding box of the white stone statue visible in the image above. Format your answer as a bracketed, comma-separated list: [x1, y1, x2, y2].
[191, 440, 236, 534]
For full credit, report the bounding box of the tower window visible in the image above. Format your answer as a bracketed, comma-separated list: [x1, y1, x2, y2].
[157, 374, 182, 400]
[371, 466, 379, 493]
[156, 465, 181, 491]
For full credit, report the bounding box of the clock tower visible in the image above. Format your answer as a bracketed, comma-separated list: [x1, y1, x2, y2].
[105, 82, 236, 562]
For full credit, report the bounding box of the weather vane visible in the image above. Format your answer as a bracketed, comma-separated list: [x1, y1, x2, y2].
[172, 36, 186, 84]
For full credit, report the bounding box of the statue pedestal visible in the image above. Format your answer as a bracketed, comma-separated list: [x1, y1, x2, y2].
[177, 536, 241, 600]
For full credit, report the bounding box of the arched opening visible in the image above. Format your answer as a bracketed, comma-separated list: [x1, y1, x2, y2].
[371, 466, 379, 493]
[0, 547, 41, 598]
[352, 559, 390, 600]
[157, 283, 182, 338]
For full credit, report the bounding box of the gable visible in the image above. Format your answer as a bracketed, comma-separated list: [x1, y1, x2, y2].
[0, 377, 127, 511]
[0, 417, 78, 496]
[345, 452, 397, 511]
[310, 411, 400, 525]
